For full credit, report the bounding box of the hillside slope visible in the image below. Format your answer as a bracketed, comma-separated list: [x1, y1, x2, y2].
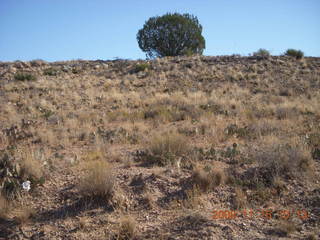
[0, 55, 320, 239]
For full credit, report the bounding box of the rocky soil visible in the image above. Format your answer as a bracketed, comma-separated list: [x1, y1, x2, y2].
[0, 55, 319, 239]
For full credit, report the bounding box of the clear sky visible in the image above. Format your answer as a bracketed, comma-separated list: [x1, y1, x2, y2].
[0, 0, 319, 61]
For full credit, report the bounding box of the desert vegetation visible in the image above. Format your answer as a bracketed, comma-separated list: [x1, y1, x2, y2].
[0, 55, 319, 239]
[285, 49, 304, 59]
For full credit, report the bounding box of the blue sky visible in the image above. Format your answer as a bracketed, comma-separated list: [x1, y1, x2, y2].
[0, 0, 319, 61]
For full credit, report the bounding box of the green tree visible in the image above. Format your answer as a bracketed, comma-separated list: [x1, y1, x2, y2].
[137, 13, 205, 58]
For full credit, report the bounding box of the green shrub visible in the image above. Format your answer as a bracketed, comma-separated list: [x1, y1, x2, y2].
[132, 63, 150, 73]
[0, 152, 21, 198]
[285, 49, 304, 59]
[253, 48, 270, 58]
[14, 72, 36, 81]
[72, 68, 80, 74]
[0, 150, 44, 199]
[43, 67, 59, 76]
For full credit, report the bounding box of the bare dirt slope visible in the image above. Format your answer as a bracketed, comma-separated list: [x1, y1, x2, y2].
[0, 55, 319, 239]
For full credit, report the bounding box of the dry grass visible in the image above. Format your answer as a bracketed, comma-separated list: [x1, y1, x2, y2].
[0, 132, 9, 150]
[191, 166, 223, 192]
[20, 148, 43, 181]
[116, 215, 137, 240]
[178, 209, 208, 229]
[78, 216, 89, 230]
[0, 194, 9, 220]
[12, 206, 35, 225]
[1, 56, 320, 239]
[170, 187, 204, 210]
[252, 141, 314, 181]
[79, 160, 114, 199]
[146, 132, 190, 166]
[272, 176, 286, 193]
[233, 187, 247, 209]
[142, 192, 155, 209]
[183, 187, 204, 209]
[306, 233, 318, 240]
[1, 194, 34, 224]
[277, 221, 296, 236]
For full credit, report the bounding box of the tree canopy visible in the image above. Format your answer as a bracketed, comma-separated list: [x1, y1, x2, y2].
[137, 13, 206, 58]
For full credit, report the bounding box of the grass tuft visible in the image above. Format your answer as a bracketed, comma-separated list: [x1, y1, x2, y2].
[117, 215, 137, 240]
[145, 132, 190, 166]
[79, 160, 114, 200]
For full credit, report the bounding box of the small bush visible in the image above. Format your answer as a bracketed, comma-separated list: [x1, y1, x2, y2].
[43, 67, 59, 76]
[253, 48, 270, 59]
[72, 68, 80, 74]
[0, 149, 44, 198]
[285, 49, 304, 59]
[132, 63, 150, 73]
[146, 132, 190, 166]
[0, 152, 20, 198]
[79, 160, 114, 199]
[252, 143, 313, 183]
[14, 72, 36, 81]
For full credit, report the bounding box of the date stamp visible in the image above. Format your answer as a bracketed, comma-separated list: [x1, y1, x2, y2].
[212, 209, 309, 220]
